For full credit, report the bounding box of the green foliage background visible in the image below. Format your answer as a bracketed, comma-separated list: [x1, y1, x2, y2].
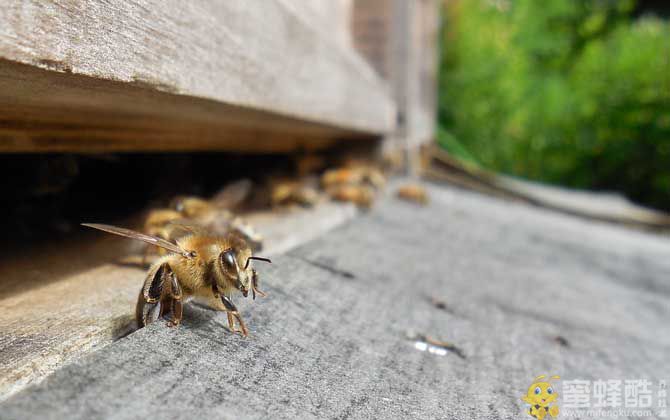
[438, 0, 670, 210]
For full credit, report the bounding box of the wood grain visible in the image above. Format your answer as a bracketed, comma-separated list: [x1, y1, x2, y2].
[0, 59, 379, 153]
[0, 1, 395, 152]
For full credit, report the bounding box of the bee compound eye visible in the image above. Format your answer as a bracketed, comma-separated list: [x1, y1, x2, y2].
[535, 387, 541, 395]
[221, 250, 237, 270]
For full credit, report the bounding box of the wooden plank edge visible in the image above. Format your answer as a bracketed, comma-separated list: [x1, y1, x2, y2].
[0, 201, 358, 401]
[0, 59, 382, 153]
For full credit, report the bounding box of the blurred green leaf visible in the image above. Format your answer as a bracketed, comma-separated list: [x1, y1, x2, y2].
[439, 0, 670, 210]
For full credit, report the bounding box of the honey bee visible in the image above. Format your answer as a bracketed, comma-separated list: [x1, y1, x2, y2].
[321, 162, 386, 208]
[176, 178, 251, 211]
[396, 184, 429, 205]
[321, 164, 386, 191]
[141, 179, 263, 257]
[270, 178, 320, 208]
[326, 184, 375, 209]
[169, 196, 212, 219]
[143, 209, 183, 243]
[82, 223, 271, 336]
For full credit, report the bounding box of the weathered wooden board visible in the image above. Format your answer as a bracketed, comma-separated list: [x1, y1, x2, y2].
[2, 181, 669, 419]
[0, 60, 362, 152]
[0, 201, 357, 401]
[350, 0, 439, 168]
[0, 1, 395, 152]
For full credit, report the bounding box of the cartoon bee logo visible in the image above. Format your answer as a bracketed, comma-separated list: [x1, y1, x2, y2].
[522, 375, 561, 419]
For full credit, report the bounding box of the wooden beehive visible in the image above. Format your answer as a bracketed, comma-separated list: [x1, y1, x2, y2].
[0, 0, 439, 400]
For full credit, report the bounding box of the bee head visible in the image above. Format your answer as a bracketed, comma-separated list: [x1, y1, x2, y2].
[214, 234, 271, 299]
[218, 248, 252, 297]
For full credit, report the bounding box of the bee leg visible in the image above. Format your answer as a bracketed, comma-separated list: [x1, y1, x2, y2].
[251, 269, 267, 300]
[135, 289, 162, 328]
[226, 312, 235, 331]
[135, 262, 172, 328]
[167, 270, 183, 327]
[221, 295, 248, 337]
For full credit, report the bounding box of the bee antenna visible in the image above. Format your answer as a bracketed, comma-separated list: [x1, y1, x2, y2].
[245, 256, 272, 270]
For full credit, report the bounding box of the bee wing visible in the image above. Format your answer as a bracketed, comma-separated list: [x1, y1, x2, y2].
[164, 221, 212, 238]
[82, 223, 192, 257]
[210, 179, 252, 209]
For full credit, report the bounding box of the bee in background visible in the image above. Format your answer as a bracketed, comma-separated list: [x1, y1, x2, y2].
[326, 184, 375, 209]
[82, 223, 272, 336]
[321, 161, 386, 208]
[134, 209, 184, 264]
[169, 196, 212, 219]
[171, 179, 263, 250]
[321, 166, 385, 191]
[144, 209, 183, 238]
[141, 179, 263, 260]
[396, 184, 429, 206]
[321, 160, 386, 190]
[270, 177, 321, 208]
[181, 178, 253, 214]
[168, 178, 253, 222]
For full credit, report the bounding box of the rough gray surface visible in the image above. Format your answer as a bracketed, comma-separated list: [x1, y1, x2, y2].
[2, 182, 669, 419]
